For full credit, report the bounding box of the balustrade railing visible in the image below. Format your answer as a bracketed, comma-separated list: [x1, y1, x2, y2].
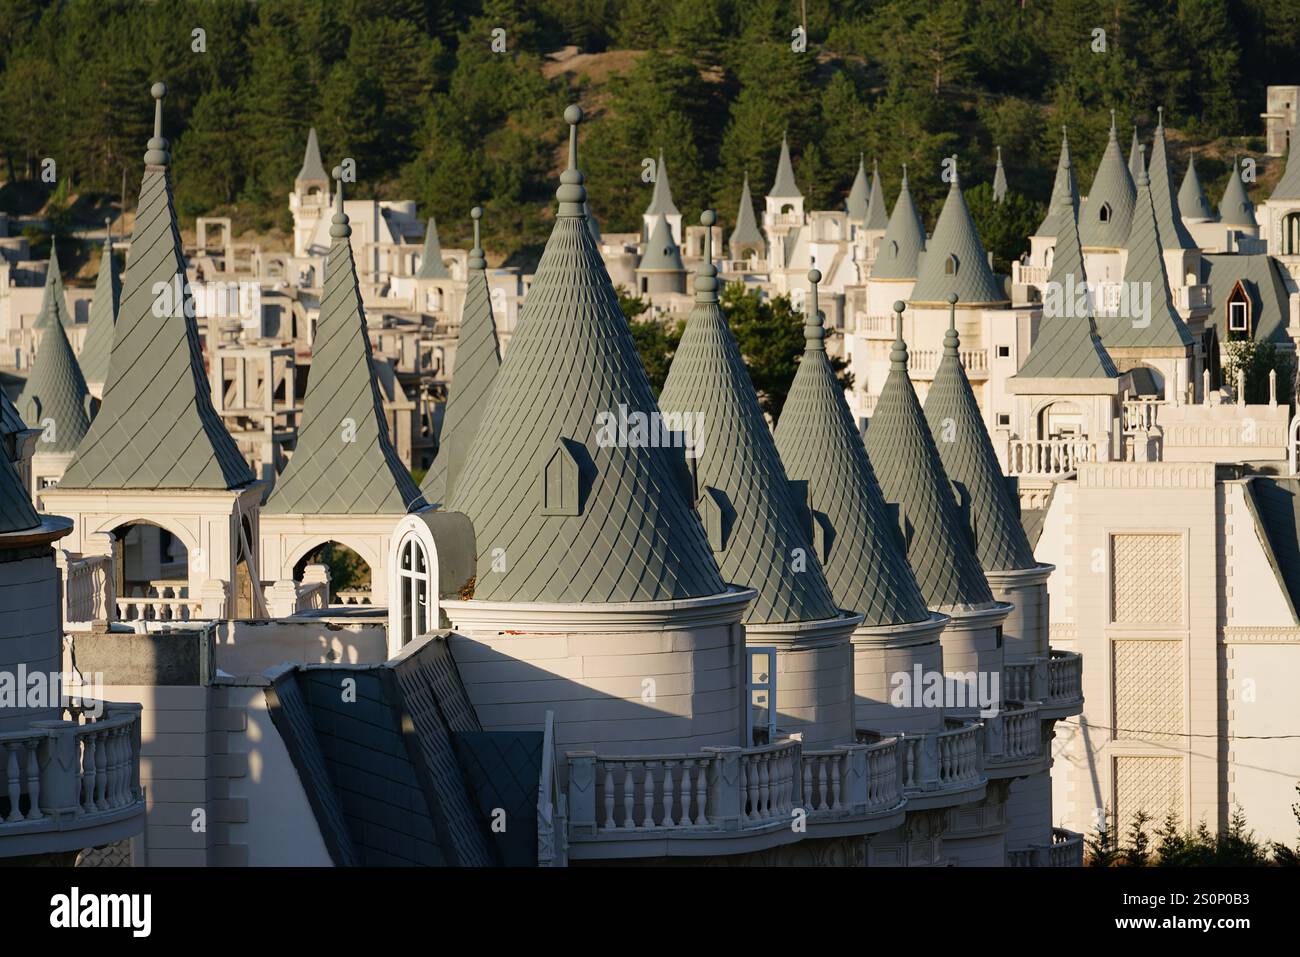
[1009, 828, 1085, 866]
[802, 737, 901, 817]
[983, 702, 1043, 765]
[859, 722, 982, 793]
[116, 582, 200, 622]
[908, 349, 989, 376]
[336, 588, 373, 606]
[62, 553, 114, 624]
[1006, 437, 1097, 476]
[1122, 399, 1165, 432]
[1048, 650, 1083, 703]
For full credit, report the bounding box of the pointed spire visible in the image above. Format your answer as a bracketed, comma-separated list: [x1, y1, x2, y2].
[266, 165, 425, 515]
[924, 294, 1037, 572]
[33, 244, 75, 331]
[1270, 117, 1300, 200]
[1035, 127, 1079, 238]
[992, 146, 1008, 202]
[18, 311, 90, 454]
[872, 166, 927, 280]
[911, 160, 1007, 305]
[1079, 111, 1137, 249]
[1219, 156, 1257, 226]
[1147, 107, 1197, 249]
[1101, 146, 1195, 351]
[1128, 126, 1142, 181]
[728, 173, 765, 255]
[448, 106, 725, 604]
[769, 132, 802, 198]
[1178, 151, 1215, 222]
[645, 149, 680, 219]
[695, 209, 718, 305]
[297, 127, 328, 183]
[1016, 175, 1119, 380]
[864, 301, 995, 612]
[774, 293, 930, 627]
[60, 83, 252, 491]
[79, 224, 121, 388]
[657, 233, 840, 626]
[639, 212, 684, 272]
[416, 217, 451, 280]
[864, 158, 889, 230]
[846, 154, 870, 222]
[421, 207, 502, 506]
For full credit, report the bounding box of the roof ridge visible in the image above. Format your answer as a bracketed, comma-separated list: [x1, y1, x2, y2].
[871, 165, 926, 280]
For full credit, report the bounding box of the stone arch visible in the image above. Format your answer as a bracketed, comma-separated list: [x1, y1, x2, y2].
[285, 535, 380, 584]
[387, 515, 442, 657]
[1029, 398, 1086, 440]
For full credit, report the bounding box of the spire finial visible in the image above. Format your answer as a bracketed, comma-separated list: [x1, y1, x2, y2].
[890, 300, 908, 370]
[144, 82, 170, 166]
[901, 162, 909, 183]
[803, 269, 824, 350]
[468, 206, 486, 270]
[330, 165, 351, 239]
[1157, 105, 1164, 130]
[557, 105, 587, 215]
[695, 210, 718, 303]
[944, 293, 960, 356]
[996, 145, 1002, 162]
[1109, 109, 1116, 131]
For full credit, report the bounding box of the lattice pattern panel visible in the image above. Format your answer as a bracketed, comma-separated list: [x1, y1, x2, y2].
[1114, 755, 1183, 826]
[1112, 639, 1183, 741]
[1111, 533, 1183, 624]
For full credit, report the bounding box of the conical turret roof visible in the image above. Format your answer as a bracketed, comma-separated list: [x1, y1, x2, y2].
[774, 280, 930, 627]
[769, 133, 801, 198]
[421, 208, 501, 507]
[266, 170, 425, 515]
[59, 84, 253, 491]
[864, 159, 889, 230]
[729, 174, 765, 253]
[32, 245, 75, 331]
[1079, 113, 1137, 249]
[992, 147, 1008, 202]
[638, 213, 684, 271]
[1035, 128, 1079, 238]
[18, 314, 89, 454]
[416, 217, 451, 280]
[1219, 158, 1256, 226]
[1147, 110, 1197, 249]
[846, 155, 869, 222]
[297, 127, 328, 183]
[871, 167, 926, 280]
[863, 305, 995, 611]
[1, 389, 26, 440]
[924, 297, 1036, 572]
[1128, 127, 1143, 181]
[0, 451, 39, 533]
[1178, 152, 1216, 221]
[1270, 121, 1300, 200]
[910, 166, 1007, 305]
[79, 230, 121, 386]
[447, 106, 725, 604]
[658, 221, 839, 625]
[645, 149, 680, 219]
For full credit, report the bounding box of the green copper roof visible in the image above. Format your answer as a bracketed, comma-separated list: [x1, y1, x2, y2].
[1128, 127, 1142, 180]
[59, 84, 253, 491]
[266, 171, 425, 515]
[297, 127, 328, 183]
[1178, 152, 1215, 221]
[79, 231, 121, 386]
[872, 167, 926, 280]
[1147, 111, 1196, 249]
[846, 155, 870, 222]
[645, 149, 680, 218]
[1099, 155, 1195, 351]
[1035, 128, 1079, 237]
[769, 133, 801, 198]
[910, 168, 1006, 305]
[729, 174, 765, 253]
[992, 147, 1008, 202]
[924, 298, 1036, 572]
[773, 282, 930, 627]
[33, 246, 75, 331]
[1219, 158, 1256, 226]
[416, 217, 451, 280]
[18, 314, 89, 454]
[1015, 183, 1119, 380]
[865, 159, 889, 230]
[863, 306, 995, 612]
[0, 450, 39, 533]
[638, 212, 684, 271]
[1, 389, 26, 438]
[1271, 122, 1300, 200]
[1079, 114, 1136, 249]
[448, 106, 725, 604]
[421, 208, 501, 507]
[658, 223, 839, 625]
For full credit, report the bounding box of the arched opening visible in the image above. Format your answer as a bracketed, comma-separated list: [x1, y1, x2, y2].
[395, 533, 431, 648]
[294, 541, 372, 606]
[1099, 203, 1112, 224]
[781, 204, 794, 216]
[425, 287, 442, 312]
[1282, 212, 1300, 256]
[1037, 400, 1083, 440]
[112, 520, 192, 621]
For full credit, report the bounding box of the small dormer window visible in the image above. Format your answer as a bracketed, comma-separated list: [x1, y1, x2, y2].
[889, 240, 899, 258]
[1229, 300, 1248, 333]
[944, 254, 958, 275]
[540, 439, 583, 516]
[1099, 203, 1112, 223]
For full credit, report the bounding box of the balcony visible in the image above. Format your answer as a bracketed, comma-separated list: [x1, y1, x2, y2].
[1001, 651, 1083, 718]
[908, 348, 989, 379]
[981, 701, 1047, 777]
[0, 699, 146, 860]
[58, 551, 114, 626]
[1006, 437, 1099, 477]
[1007, 828, 1085, 867]
[1172, 284, 1211, 312]
[858, 721, 986, 811]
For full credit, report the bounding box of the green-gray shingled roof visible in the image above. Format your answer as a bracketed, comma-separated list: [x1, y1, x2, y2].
[1178, 153, 1216, 221]
[1270, 124, 1300, 200]
[1219, 160, 1257, 226]
[421, 209, 501, 507]
[448, 107, 725, 604]
[79, 234, 121, 386]
[769, 133, 801, 198]
[729, 174, 766, 253]
[846, 155, 870, 222]
[1015, 183, 1119, 380]
[638, 212, 684, 271]
[59, 84, 253, 491]
[18, 315, 90, 454]
[872, 168, 926, 280]
[992, 147, 1008, 202]
[0, 449, 39, 533]
[910, 171, 1006, 305]
[864, 314, 995, 612]
[0, 389, 26, 438]
[1035, 129, 1079, 238]
[645, 149, 680, 218]
[1128, 127, 1142, 181]
[1079, 115, 1136, 249]
[1240, 478, 1300, 625]
[416, 217, 451, 280]
[924, 300, 1037, 573]
[865, 159, 889, 230]
[297, 127, 329, 183]
[1203, 253, 1292, 344]
[658, 226, 840, 626]
[33, 246, 75, 331]
[773, 288, 929, 627]
[1099, 158, 1194, 351]
[1147, 113, 1197, 249]
[266, 174, 425, 515]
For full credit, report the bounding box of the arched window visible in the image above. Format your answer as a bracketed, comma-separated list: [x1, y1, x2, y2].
[396, 534, 430, 647]
[1099, 203, 1112, 224]
[1283, 212, 1300, 256]
[944, 254, 958, 275]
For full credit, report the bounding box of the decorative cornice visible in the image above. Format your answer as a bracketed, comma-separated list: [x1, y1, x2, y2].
[744, 610, 863, 649]
[443, 586, 756, 634]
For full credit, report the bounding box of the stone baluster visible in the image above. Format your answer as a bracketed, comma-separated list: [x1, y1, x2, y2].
[5, 743, 23, 822]
[662, 761, 675, 827]
[694, 758, 708, 826]
[622, 764, 634, 829]
[642, 764, 654, 828]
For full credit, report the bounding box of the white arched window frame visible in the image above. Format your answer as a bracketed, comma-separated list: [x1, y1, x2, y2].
[387, 516, 440, 658]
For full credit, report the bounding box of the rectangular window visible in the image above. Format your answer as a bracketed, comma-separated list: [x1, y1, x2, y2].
[997, 413, 1011, 426]
[997, 345, 1011, 358]
[745, 647, 777, 746]
[1228, 301, 1248, 332]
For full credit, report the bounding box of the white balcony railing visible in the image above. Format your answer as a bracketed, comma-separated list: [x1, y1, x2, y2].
[1008, 828, 1085, 867]
[117, 582, 201, 622]
[1048, 651, 1083, 704]
[1122, 398, 1165, 432]
[60, 552, 114, 625]
[908, 348, 989, 377]
[1006, 437, 1098, 477]
[982, 702, 1043, 767]
[1002, 651, 1083, 711]
[802, 737, 902, 818]
[857, 314, 895, 336]
[1012, 262, 1050, 287]
[859, 722, 982, 794]
[1172, 284, 1211, 311]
